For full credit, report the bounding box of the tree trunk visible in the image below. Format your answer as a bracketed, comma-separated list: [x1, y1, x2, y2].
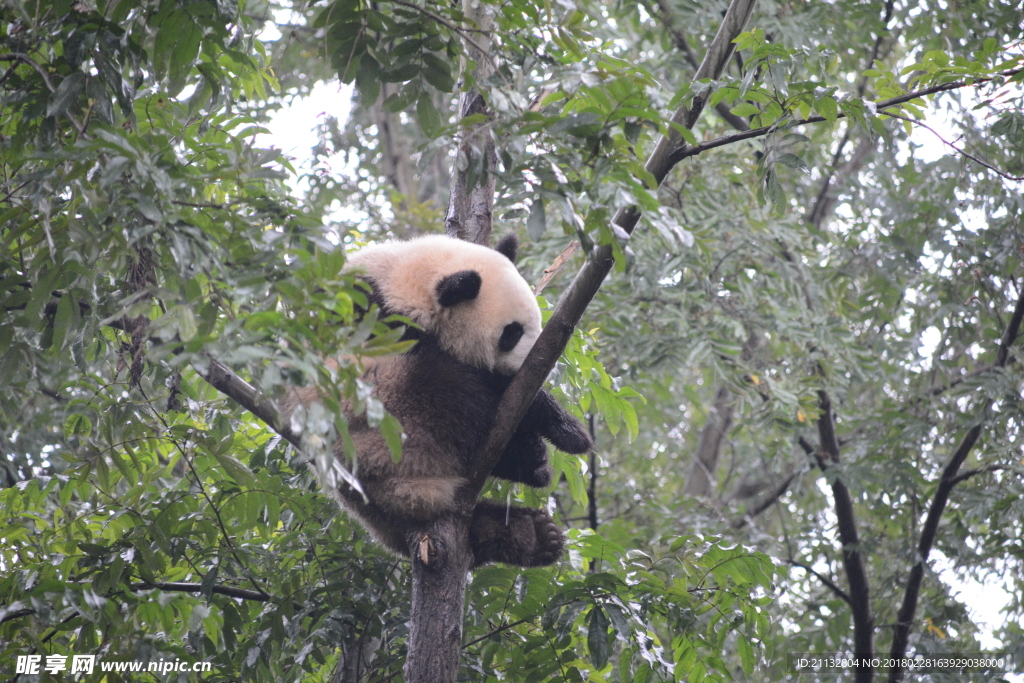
[683, 385, 733, 497]
[403, 517, 474, 683]
[406, 2, 498, 681]
[444, 0, 497, 246]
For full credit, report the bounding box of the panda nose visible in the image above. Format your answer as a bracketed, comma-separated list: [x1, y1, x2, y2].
[498, 322, 525, 352]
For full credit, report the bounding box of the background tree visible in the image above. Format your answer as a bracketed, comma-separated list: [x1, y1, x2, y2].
[2, 0, 1023, 682]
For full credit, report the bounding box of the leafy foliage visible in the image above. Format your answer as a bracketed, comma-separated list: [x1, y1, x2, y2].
[3, 0, 1024, 680]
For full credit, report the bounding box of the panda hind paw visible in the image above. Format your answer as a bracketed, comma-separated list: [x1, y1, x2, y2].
[529, 509, 565, 566]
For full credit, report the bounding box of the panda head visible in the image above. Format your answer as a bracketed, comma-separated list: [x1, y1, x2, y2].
[347, 234, 541, 375]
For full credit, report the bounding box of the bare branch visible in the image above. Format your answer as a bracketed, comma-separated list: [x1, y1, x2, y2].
[197, 357, 300, 448]
[787, 560, 853, 606]
[949, 465, 1004, 487]
[671, 67, 1024, 165]
[533, 241, 580, 295]
[131, 581, 273, 603]
[684, 386, 734, 496]
[888, 281, 1024, 683]
[733, 469, 802, 528]
[885, 112, 1024, 181]
[650, 1, 751, 131]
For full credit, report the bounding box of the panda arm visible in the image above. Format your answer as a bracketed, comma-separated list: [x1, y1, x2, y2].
[491, 389, 592, 488]
[522, 389, 593, 454]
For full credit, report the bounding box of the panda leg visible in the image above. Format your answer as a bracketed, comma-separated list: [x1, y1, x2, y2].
[469, 500, 564, 568]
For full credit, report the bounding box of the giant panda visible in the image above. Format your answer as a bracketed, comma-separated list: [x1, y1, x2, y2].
[290, 234, 592, 568]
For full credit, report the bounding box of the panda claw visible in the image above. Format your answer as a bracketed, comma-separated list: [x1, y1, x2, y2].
[530, 510, 565, 566]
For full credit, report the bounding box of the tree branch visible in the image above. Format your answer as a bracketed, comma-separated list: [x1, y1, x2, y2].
[817, 390, 874, 683]
[733, 469, 802, 528]
[197, 357, 299, 448]
[684, 386, 734, 496]
[131, 581, 274, 602]
[465, 0, 761, 496]
[787, 560, 853, 606]
[444, 0, 498, 245]
[888, 281, 1024, 683]
[885, 112, 1024, 181]
[670, 67, 1024, 165]
[650, 0, 751, 131]
[948, 465, 1004, 487]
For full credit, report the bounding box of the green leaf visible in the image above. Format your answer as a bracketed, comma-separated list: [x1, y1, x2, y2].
[382, 84, 418, 112]
[814, 95, 838, 123]
[775, 153, 809, 173]
[416, 95, 442, 136]
[422, 52, 456, 92]
[381, 413, 404, 463]
[51, 293, 74, 350]
[729, 102, 760, 117]
[47, 72, 85, 119]
[214, 452, 256, 488]
[64, 413, 92, 438]
[527, 198, 546, 241]
[737, 634, 755, 674]
[587, 606, 611, 670]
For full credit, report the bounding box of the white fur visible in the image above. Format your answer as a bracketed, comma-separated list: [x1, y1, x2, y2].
[347, 235, 541, 374]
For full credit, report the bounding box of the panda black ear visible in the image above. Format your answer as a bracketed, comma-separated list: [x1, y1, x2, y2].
[436, 270, 482, 307]
[494, 234, 518, 263]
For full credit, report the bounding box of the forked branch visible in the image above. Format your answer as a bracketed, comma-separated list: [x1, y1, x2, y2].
[887, 281, 1024, 683]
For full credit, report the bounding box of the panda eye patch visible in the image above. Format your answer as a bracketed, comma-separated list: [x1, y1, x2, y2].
[498, 322, 525, 353]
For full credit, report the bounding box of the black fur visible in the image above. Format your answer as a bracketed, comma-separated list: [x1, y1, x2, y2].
[494, 234, 518, 263]
[489, 375, 593, 488]
[436, 270, 481, 307]
[317, 338, 578, 567]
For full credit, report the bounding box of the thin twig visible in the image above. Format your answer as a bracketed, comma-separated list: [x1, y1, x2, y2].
[787, 560, 853, 606]
[670, 67, 1024, 164]
[884, 112, 1024, 182]
[949, 465, 1005, 487]
[533, 241, 580, 295]
[462, 618, 533, 648]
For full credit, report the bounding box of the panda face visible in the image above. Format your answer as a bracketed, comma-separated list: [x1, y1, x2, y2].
[347, 235, 542, 375]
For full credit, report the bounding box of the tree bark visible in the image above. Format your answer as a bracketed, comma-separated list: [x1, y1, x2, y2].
[444, 0, 497, 246]
[683, 385, 733, 497]
[817, 391, 874, 683]
[404, 518, 474, 683]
